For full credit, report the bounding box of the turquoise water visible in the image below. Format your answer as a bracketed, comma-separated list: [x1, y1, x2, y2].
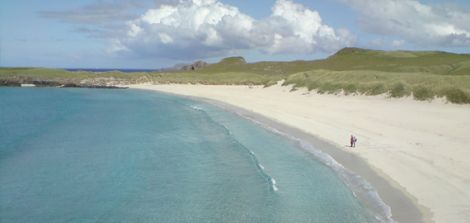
[0, 88, 377, 223]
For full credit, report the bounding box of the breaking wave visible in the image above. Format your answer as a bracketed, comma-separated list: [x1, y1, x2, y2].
[189, 104, 280, 193]
[230, 111, 397, 223]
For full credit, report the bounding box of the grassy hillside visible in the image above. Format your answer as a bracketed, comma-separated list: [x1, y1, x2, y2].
[1, 47, 470, 103]
[0, 67, 147, 79]
[0, 67, 151, 86]
[318, 48, 470, 75]
[148, 71, 282, 85]
[191, 47, 470, 76]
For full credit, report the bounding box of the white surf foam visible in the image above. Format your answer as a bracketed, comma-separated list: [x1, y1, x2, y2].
[193, 101, 395, 222]
[230, 111, 397, 223]
[190, 105, 203, 111]
[270, 178, 279, 191]
[191, 105, 280, 193]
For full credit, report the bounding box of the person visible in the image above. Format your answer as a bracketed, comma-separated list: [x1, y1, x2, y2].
[350, 135, 358, 148]
[350, 135, 354, 147]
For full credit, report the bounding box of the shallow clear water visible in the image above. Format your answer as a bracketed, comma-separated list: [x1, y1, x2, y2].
[0, 88, 376, 223]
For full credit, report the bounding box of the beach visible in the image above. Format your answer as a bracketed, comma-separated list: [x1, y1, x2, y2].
[129, 83, 470, 223]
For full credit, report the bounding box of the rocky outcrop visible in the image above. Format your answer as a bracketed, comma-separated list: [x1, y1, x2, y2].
[0, 78, 127, 89]
[181, 60, 208, 71]
[0, 79, 21, 87]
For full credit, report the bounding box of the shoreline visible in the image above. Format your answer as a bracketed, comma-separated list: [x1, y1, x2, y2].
[0, 79, 128, 89]
[128, 84, 437, 223]
[205, 97, 426, 223]
[128, 83, 470, 223]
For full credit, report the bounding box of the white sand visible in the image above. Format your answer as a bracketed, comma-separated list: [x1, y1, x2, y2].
[130, 83, 470, 223]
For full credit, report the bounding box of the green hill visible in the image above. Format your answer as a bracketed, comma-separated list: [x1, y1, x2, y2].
[191, 47, 470, 76]
[321, 47, 470, 75]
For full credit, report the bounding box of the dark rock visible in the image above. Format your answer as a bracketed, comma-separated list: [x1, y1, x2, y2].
[181, 60, 208, 71]
[32, 80, 61, 87]
[0, 80, 21, 86]
[0, 78, 127, 89]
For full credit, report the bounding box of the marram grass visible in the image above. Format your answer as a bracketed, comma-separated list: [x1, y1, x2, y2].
[283, 70, 470, 104]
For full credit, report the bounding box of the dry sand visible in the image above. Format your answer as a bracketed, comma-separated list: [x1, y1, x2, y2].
[129, 83, 470, 223]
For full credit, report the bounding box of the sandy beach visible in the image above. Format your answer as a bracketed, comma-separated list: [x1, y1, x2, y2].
[129, 83, 470, 223]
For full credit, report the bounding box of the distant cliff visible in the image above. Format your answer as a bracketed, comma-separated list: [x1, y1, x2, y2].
[181, 60, 208, 71]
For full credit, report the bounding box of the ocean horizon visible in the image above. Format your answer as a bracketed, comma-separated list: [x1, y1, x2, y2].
[1, 87, 382, 222]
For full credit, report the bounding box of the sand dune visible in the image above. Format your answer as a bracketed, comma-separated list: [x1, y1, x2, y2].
[130, 83, 470, 223]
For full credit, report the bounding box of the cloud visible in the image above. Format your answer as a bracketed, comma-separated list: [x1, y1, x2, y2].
[391, 39, 405, 47]
[38, 0, 169, 38]
[39, 0, 147, 25]
[112, 0, 355, 59]
[343, 0, 470, 47]
[368, 38, 405, 49]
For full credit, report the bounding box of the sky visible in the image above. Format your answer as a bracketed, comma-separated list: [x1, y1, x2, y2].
[1, 0, 470, 69]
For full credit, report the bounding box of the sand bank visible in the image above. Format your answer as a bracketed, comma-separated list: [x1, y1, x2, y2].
[129, 83, 470, 223]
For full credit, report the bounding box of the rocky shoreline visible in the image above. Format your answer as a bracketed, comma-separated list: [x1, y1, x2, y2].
[0, 79, 128, 89]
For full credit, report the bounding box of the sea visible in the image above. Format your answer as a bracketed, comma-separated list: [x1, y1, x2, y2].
[0, 87, 386, 223]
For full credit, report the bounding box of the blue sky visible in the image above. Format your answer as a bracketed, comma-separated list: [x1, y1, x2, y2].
[1, 0, 470, 69]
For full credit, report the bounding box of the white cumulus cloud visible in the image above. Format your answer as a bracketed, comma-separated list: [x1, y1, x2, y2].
[111, 0, 354, 59]
[343, 0, 470, 47]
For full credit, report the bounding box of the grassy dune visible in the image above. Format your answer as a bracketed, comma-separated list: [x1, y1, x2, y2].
[1, 47, 470, 103]
[283, 70, 470, 103]
[148, 71, 282, 85]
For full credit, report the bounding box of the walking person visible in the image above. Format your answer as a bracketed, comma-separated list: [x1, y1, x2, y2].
[350, 135, 357, 148]
[350, 135, 354, 148]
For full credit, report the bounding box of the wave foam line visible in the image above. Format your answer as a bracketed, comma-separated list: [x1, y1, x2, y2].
[271, 178, 279, 192]
[243, 147, 278, 192]
[190, 105, 204, 111]
[189, 104, 279, 193]
[230, 112, 396, 223]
